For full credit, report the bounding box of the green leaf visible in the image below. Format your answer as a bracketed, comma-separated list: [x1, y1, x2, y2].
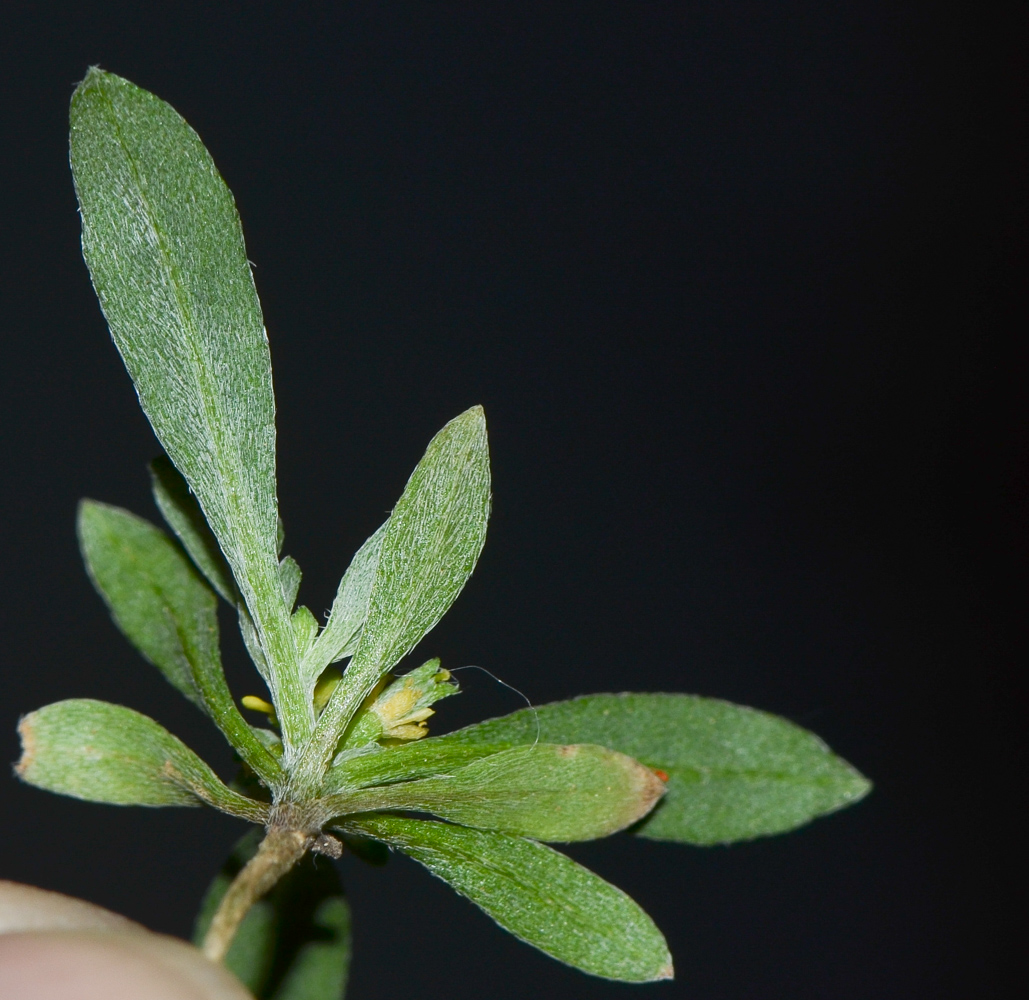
[279, 557, 302, 611]
[355, 406, 490, 678]
[340, 815, 672, 982]
[291, 606, 319, 660]
[320, 744, 665, 842]
[16, 699, 267, 820]
[150, 455, 238, 604]
[152, 453, 280, 701]
[299, 407, 490, 787]
[69, 68, 306, 746]
[322, 740, 503, 794]
[194, 831, 351, 1000]
[240, 604, 272, 679]
[78, 499, 215, 711]
[440, 693, 872, 844]
[77, 500, 282, 785]
[300, 522, 386, 699]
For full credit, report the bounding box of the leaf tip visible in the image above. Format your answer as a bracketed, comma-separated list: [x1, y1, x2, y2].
[72, 66, 112, 106]
[847, 771, 874, 804]
[454, 404, 487, 436]
[633, 757, 671, 822]
[825, 757, 873, 814]
[14, 713, 37, 780]
[656, 961, 675, 981]
[76, 497, 101, 531]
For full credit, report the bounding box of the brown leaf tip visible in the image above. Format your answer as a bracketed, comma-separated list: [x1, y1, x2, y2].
[639, 763, 669, 807]
[656, 962, 675, 981]
[14, 715, 36, 778]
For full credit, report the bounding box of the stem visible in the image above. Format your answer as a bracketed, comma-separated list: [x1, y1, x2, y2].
[201, 827, 312, 962]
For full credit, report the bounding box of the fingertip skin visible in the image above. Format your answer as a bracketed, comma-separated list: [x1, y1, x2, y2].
[0, 881, 250, 1000]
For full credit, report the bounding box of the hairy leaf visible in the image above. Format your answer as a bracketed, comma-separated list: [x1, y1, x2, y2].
[299, 407, 490, 785]
[341, 815, 672, 982]
[16, 699, 266, 820]
[78, 499, 215, 710]
[150, 455, 238, 604]
[356, 407, 489, 678]
[440, 693, 871, 844]
[77, 500, 282, 784]
[69, 68, 306, 744]
[291, 606, 319, 661]
[322, 741, 503, 794]
[322, 744, 665, 842]
[194, 831, 351, 1000]
[279, 556, 302, 611]
[300, 522, 386, 698]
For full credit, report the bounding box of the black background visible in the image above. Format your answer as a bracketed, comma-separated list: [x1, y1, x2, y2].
[1, 3, 1024, 997]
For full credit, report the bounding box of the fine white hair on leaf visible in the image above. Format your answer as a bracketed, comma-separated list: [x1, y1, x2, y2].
[449, 665, 541, 746]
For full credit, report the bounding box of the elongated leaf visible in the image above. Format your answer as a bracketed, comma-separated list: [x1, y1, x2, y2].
[321, 744, 664, 842]
[300, 522, 386, 698]
[240, 604, 272, 679]
[152, 454, 280, 695]
[357, 407, 489, 677]
[341, 815, 672, 982]
[300, 408, 490, 785]
[77, 500, 282, 784]
[440, 693, 871, 844]
[69, 69, 305, 744]
[16, 699, 267, 820]
[194, 831, 351, 1000]
[150, 455, 238, 604]
[322, 741, 503, 794]
[78, 499, 215, 711]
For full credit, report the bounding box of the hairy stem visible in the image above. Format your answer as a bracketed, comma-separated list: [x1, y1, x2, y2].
[201, 827, 312, 962]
